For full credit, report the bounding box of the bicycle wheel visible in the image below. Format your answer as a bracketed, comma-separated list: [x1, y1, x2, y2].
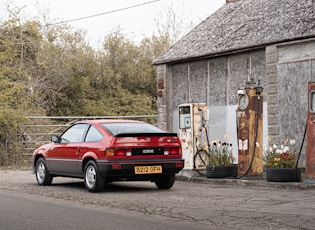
[194, 150, 210, 176]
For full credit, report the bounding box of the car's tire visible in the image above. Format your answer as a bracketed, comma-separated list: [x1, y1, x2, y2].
[155, 174, 175, 189]
[35, 158, 53, 186]
[84, 160, 105, 193]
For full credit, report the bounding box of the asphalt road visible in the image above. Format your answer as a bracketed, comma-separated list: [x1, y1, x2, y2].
[1, 169, 315, 230]
[0, 189, 207, 230]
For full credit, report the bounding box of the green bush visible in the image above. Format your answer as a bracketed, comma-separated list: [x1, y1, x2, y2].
[0, 109, 29, 166]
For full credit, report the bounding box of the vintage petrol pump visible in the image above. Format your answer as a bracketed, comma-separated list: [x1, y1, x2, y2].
[237, 80, 263, 177]
[306, 82, 315, 182]
[178, 103, 207, 170]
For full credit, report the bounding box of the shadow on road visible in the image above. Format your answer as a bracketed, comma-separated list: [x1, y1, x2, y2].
[50, 180, 160, 193]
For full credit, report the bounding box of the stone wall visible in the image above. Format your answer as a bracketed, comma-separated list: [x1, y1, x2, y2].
[265, 45, 279, 143]
[156, 64, 167, 130]
[156, 38, 315, 166]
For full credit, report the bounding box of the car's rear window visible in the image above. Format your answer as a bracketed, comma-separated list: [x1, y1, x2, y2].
[100, 122, 165, 136]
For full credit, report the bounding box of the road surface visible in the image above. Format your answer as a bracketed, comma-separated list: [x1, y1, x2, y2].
[1, 169, 315, 229]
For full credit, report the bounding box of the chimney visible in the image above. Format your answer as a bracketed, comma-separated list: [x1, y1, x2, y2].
[226, 0, 238, 3]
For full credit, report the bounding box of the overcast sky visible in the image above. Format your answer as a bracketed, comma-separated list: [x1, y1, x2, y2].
[1, 0, 225, 46]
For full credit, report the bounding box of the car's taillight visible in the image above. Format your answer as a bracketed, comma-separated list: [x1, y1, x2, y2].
[105, 148, 132, 157]
[164, 147, 182, 155]
[178, 147, 182, 155]
[105, 148, 115, 157]
[115, 148, 126, 156]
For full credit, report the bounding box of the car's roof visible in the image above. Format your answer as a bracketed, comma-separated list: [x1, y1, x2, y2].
[75, 119, 145, 124]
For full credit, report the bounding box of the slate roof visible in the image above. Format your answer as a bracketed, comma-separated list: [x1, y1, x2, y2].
[153, 0, 315, 64]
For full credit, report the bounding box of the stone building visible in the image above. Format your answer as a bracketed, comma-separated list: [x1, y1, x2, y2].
[153, 0, 315, 161]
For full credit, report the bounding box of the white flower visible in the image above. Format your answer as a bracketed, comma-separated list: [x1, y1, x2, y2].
[273, 144, 277, 149]
[276, 149, 283, 154]
[283, 146, 289, 153]
[281, 145, 284, 149]
[290, 139, 295, 145]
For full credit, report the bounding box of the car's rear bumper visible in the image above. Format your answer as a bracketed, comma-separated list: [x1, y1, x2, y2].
[96, 158, 184, 179]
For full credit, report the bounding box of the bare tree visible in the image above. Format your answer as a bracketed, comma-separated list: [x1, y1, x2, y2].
[153, 2, 195, 46]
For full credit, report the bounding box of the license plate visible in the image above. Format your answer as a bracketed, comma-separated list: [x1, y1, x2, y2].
[134, 165, 162, 174]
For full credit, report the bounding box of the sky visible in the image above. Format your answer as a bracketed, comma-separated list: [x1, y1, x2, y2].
[1, 0, 226, 46]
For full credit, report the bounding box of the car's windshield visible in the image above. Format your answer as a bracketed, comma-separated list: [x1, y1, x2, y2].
[100, 122, 165, 136]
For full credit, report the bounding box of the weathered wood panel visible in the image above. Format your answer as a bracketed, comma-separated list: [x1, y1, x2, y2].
[171, 64, 189, 111]
[190, 61, 208, 104]
[251, 50, 266, 93]
[228, 54, 249, 105]
[208, 57, 228, 106]
[277, 61, 309, 149]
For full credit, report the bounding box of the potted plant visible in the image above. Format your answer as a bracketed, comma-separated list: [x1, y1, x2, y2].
[264, 138, 301, 182]
[206, 135, 237, 178]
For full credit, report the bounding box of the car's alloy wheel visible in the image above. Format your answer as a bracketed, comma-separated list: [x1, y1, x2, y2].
[84, 161, 105, 192]
[35, 158, 53, 186]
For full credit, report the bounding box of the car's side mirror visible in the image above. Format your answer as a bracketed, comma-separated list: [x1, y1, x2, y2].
[51, 135, 60, 143]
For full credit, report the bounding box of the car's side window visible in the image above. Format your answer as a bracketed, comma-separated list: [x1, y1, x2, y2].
[85, 125, 103, 142]
[60, 124, 89, 143]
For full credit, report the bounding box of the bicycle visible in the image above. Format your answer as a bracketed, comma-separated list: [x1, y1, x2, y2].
[193, 124, 211, 176]
[194, 142, 210, 176]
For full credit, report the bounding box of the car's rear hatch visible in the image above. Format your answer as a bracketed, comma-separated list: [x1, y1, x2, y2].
[108, 133, 182, 157]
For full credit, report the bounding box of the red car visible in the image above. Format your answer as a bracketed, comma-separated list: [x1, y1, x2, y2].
[32, 119, 184, 192]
